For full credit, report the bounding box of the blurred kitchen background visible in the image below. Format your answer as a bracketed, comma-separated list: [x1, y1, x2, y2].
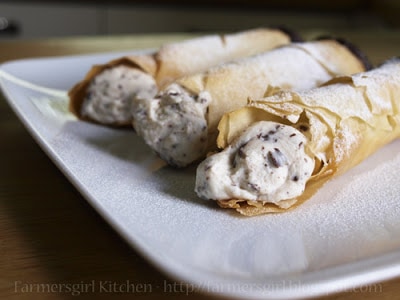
[0, 0, 399, 40]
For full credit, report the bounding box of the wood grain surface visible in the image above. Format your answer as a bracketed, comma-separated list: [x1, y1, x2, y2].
[1, 30, 400, 300]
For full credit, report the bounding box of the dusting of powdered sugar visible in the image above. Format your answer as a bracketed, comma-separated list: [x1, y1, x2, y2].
[292, 140, 400, 271]
[181, 141, 400, 279]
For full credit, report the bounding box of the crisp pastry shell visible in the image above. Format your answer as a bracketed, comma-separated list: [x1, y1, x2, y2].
[68, 28, 293, 125]
[215, 59, 400, 216]
[176, 39, 368, 151]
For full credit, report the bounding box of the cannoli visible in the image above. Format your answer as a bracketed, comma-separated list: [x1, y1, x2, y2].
[68, 27, 297, 126]
[195, 58, 400, 216]
[132, 38, 370, 167]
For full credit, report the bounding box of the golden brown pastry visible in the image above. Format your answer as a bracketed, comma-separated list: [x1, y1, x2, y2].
[195, 58, 400, 216]
[68, 27, 296, 126]
[132, 38, 370, 167]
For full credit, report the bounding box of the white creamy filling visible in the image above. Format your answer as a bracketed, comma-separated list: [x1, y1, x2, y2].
[195, 121, 314, 204]
[132, 83, 211, 167]
[81, 65, 157, 124]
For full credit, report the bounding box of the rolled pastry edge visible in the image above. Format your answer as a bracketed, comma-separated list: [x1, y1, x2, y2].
[208, 59, 400, 216]
[135, 38, 371, 168]
[69, 27, 296, 126]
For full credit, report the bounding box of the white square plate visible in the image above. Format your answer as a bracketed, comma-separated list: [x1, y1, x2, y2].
[1, 50, 400, 299]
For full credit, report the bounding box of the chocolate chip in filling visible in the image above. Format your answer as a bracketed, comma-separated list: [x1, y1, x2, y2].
[81, 65, 157, 125]
[195, 121, 315, 203]
[132, 83, 212, 167]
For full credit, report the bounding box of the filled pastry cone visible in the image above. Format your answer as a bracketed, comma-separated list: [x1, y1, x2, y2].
[132, 38, 370, 167]
[195, 58, 400, 216]
[68, 27, 297, 126]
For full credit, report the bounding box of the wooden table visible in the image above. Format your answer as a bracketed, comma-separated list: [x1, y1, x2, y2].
[1, 30, 400, 300]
